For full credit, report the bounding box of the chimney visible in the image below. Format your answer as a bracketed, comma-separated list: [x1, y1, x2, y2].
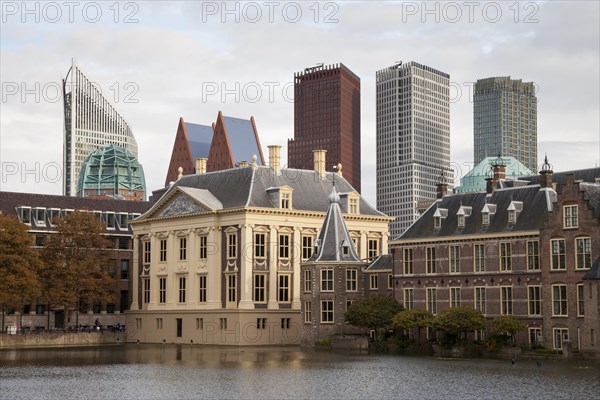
[539, 155, 554, 188]
[436, 182, 448, 199]
[492, 155, 506, 180]
[313, 149, 327, 178]
[195, 158, 207, 174]
[485, 177, 496, 194]
[268, 145, 281, 175]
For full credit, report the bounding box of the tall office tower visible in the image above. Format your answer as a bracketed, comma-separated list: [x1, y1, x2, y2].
[376, 61, 453, 238]
[474, 77, 537, 172]
[288, 63, 361, 192]
[62, 59, 139, 196]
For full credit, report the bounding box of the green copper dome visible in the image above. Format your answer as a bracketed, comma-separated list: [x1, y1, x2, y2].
[454, 157, 533, 193]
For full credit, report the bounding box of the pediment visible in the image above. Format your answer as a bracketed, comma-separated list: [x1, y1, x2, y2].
[156, 193, 210, 217]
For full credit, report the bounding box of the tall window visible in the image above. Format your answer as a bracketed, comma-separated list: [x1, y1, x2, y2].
[227, 274, 237, 303]
[552, 285, 567, 316]
[178, 276, 186, 303]
[199, 275, 207, 303]
[500, 242, 511, 271]
[527, 240, 539, 270]
[227, 233, 237, 259]
[302, 236, 313, 260]
[303, 270, 312, 292]
[321, 300, 334, 323]
[120, 260, 129, 279]
[551, 239, 566, 270]
[321, 269, 333, 292]
[482, 212, 490, 225]
[159, 277, 166, 303]
[279, 234, 290, 259]
[349, 197, 359, 214]
[143, 241, 151, 264]
[368, 239, 379, 260]
[199, 235, 208, 260]
[528, 286, 541, 316]
[254, 274, 266, 303]
[304, 301, 312, 323]
[426, 288, 437, 315]
[346, 269, 357, 292]
[563, 205, 578, 228]
[255, 233, 266, 258]
[500, 286, 513, 315]
[426, 247, 436, 274]
[403, 248, 413, 274]
[278, 274, 290, 302]
[370, 274, 378, 290]
[449, 245, 460, 273]
[404, 288, 414, 310]
[179, 238, 187, 261]
[159, 239, 167, 262]
[575, 237, 592, 269]
[474, 244, 485, 272]
[281, 192, 291, 209]
[448, 287, 460, 307]
[529, 327, 542, 347]
[553, 328, 569, 350]
[143, 279, 150, 304]
[474, 287, 486, 314]
[577, 284, 584, 316]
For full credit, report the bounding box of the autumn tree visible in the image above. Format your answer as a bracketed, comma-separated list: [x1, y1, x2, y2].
[433, 307, 486, 345]
[392, 308, 434, 341]
[40, 211, 117, 325]
[345, 295, 403, 340]
[0, 215, 41, 330]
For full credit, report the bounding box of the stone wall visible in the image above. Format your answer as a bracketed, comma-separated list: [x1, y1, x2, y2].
[0, 332, 126, 348]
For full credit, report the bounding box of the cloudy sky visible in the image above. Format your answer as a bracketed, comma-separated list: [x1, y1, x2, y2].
[1, 1, 599, 205]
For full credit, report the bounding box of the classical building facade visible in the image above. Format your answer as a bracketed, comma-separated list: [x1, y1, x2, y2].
[288, 63, 361, 192]
[376, 61, 453, 238]
[474, 77, 538, 172]
[63, 59, 139, 197]
[390, 164, 600, 357]
[0, 192, 151, 330]
[127, 147, 391, 345]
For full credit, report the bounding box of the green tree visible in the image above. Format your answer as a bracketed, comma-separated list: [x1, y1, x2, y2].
[489, 315, 527, 345]
[345, 295, 403, 340]
[433, 307, 486, 345]
[392, 308, 434, 341]
[40, 211, 117, 326]
[0, 215, 41, 330]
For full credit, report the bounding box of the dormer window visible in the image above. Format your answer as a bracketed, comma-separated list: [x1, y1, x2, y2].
[433, 207, 448, 229]
[457, 215, 465, 228]
[17, 206, 31, 225]
[33, 207, 46, 227]
[341, 239, 350, 256]
[349, 197, 359, 214]
[267, 186, 293, 210]
[507, 201, 523, 224]
[482, 213, 490, 225]
[281, 192, 291, 209]
[48, 208, 61, 226]
[508, 210, 516, 223]
[456, 206, 472, 229]
[481, 203, 496, 226]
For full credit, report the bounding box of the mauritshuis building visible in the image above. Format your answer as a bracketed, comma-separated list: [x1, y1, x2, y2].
[376, 61, 453, 238]
[473, 77, 538, 172]
[288, 63, 361, 193]
[62, 59, 146, 199]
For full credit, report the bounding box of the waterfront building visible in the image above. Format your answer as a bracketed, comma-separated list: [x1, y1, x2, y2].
[164, 112, 265, 186]
[63, 59, 139, 197]
[454, 156, 533, 193]
[376, 61, 453, 238]
[77, 144, 146, 201]
[288, 63, 361, 192]
[0, 192, 151, 329]
[390, 162, 600, 357]
[128, 146, 391, 345]
[474, 77, 538, 172]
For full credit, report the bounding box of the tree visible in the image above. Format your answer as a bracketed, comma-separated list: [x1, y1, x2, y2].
[40, 211, 117, 326]
[345, 295, 403, 340]
[0, 215, 41, 330]
[433, 307, 486, 345]
[489, 316, 527, 345]
[392, 308, 434, 341]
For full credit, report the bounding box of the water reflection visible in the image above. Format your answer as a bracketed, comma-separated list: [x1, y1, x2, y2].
[1, 345, 599, 399]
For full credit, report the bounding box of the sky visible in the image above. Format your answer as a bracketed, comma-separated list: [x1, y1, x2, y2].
[1, 1, 599, 206]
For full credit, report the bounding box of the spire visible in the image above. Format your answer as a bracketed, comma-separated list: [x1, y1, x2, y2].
[309, 186, 361, 263]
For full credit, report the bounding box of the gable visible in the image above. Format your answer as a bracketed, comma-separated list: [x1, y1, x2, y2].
[157, 193, 210, 217]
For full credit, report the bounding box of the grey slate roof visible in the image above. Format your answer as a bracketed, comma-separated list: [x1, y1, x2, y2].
[398, 185, 552, 241]
[307, 187, 362, 263]
[580, 183, 600, 218]
[222, 116, 264, 165]
[366, 255, 392, 271]
[184, 122, 213, 160]
[520, 168, 600, 185]
[161, 166, 385, 216]
[583, 257, 600, 280]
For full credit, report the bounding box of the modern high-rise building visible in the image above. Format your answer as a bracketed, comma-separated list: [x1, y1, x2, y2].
[474, 77, 537, 172]
[376, 61, 453, 238]
[62, 59, 139, 196]
[288, 63, 361, 192]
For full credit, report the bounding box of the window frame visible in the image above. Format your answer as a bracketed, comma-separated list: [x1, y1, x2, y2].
[528, 285, 541, 316]
[527, 240, 539, 270]
[552, 284, 568, 316]
[449, 245, 460, 273]
[563, 204, 578, 228]
[320, 300, 334, 323]
[500, 286, 513, 315]
[550, 239, 566, 270]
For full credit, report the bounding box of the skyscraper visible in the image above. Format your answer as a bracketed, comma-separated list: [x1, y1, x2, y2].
[376, 61, 452, 238]
[288, 63, 361, 192]
[62, 59, 139, 196]
[474, 77, 537, 172]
